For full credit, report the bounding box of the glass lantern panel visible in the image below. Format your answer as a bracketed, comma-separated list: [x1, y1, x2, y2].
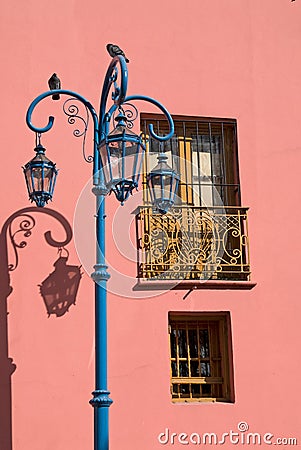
[108, 143, 123, 182]
[25, 167, 33, 193]
[170, 175, 179, 203]
[151, 174, 173, 202]
[162, 176, 173, 201]
[122, 142, 141, 181]
[151, 174, 163, 202]
[32, 167, 43, 191]
[43, 165, 54, 193]
[99, 143, 112, 185]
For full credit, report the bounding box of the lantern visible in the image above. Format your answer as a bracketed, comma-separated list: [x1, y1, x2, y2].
[98, 112, 145, 203]
[147, 153, 180, 214]
[23, 143, 58, 207]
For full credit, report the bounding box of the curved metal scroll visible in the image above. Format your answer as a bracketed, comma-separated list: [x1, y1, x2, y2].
[25, 56, 174, 185]
[125, 95, 174, 141]
[26, 89, 100, 182]
[107, 94, 174, 142]
[63, 98, 92, 163]
[98, 55, 128, 139]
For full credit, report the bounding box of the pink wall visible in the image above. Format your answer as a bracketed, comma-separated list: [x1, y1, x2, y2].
[0, 0, 300, 449]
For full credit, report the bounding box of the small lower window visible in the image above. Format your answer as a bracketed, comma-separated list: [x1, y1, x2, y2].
[169, 312, 234, 402]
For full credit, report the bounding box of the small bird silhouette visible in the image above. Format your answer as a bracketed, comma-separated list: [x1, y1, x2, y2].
[48, 73, 61, 100]
[106, 44, 129, 63]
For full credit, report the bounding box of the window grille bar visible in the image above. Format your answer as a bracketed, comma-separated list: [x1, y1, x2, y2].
[220, 122, 227, 205]
[195, 121, 202, 206]
[182, 121, 190, 204]
[208, 122, 214, 206]
[233, 122, 241, 204]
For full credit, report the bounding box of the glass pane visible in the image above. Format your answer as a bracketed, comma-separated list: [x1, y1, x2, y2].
[32, 167, 43, 191]
[202, 384, 212, 396]
[123, 153, 136, 179]
[170, 329, 177, 358]
[199, 152, 211, 177]
[179, 361, 189, 377]
[188, 329, 198, 357]
[132, 147, 144, 180]
[162, 177, 172, 200]
[201, 362, 211, 377]
[99, 144, 111, 185]
[179, 384, 190, 398]
[172, 383, 179, 398]
[25, 168, 33, 193]
[191, 384, 201, 398]
[171, 361, 177, 377]
[43, 167, 53, 193]
[191, 360, 199, 376]
[199, 329, 209, 358]
[110, 154, 122, 181]
[178, 329, 187, 357]
[200, 184, 213, 206]
[152, 174, 162, 199]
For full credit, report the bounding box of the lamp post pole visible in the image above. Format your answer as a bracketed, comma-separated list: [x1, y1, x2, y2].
[24, 52, 176, 450]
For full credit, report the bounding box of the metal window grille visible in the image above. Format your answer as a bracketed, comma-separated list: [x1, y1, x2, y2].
[141, 115, 241, 208]
[169, 312, 234, 402]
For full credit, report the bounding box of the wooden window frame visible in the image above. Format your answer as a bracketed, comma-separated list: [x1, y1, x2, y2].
[141, 113, 241, 208]
[168, 312, 234, 403]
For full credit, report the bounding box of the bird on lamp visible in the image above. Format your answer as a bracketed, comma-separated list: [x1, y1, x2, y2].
[48, 73, 61, 100]
[106, 44, 129, 63]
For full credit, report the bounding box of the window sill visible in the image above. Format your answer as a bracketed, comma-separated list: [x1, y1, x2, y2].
[133, 279, 257, 291]
[171, 398, 233, 403]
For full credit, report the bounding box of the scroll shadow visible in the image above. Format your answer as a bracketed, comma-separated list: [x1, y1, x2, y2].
[0, 207, 72, 450]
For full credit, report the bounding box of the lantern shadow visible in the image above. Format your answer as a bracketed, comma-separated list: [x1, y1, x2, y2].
[39, 252, 82, 317]
[0, 206, 73, 450]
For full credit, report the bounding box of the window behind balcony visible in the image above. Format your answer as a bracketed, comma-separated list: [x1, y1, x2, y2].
[141, 114, 241, 207]
[136, 114, 250, 282]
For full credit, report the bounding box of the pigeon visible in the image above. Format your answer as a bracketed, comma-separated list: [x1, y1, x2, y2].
[48, 73, 61, 100]
[106, 44, 129, 63]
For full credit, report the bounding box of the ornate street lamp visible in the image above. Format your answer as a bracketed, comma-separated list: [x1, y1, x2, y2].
[98, 110, 145, 203]
[147, 153, 180, 214]
[24, 49, 177, 450]
[23, 139, 58, 207]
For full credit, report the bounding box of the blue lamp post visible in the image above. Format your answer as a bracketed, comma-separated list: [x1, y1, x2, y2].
[24, 52, 177, 450]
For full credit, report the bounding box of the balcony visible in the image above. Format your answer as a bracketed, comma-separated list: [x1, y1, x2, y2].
[135, 205, 255, 290]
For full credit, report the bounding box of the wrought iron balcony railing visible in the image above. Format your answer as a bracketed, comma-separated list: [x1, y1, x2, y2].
[135, 206, 251, 282]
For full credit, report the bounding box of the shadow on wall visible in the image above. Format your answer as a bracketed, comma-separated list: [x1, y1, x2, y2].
[0, 207, 76, 450]
[39, 247, 82, 317]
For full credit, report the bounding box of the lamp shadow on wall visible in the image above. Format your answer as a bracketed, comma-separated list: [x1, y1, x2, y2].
[0, 206, 75, 450]
[38, 249, 82, 318]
